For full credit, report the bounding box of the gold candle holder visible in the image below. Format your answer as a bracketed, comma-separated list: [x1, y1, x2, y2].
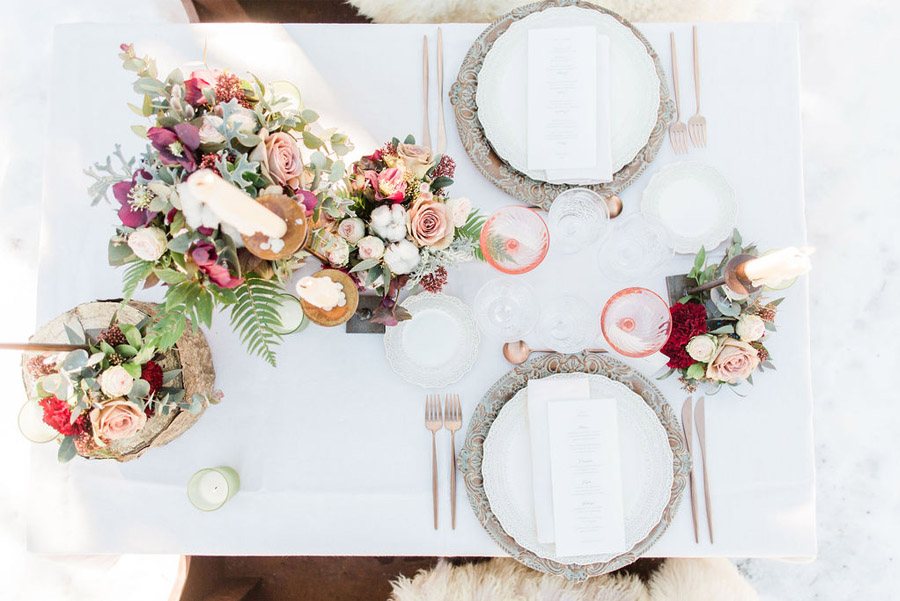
[685, 254, 760, 297]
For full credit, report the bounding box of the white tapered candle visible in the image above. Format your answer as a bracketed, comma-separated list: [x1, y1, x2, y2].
[743, 246, 814, 288]
[185, 169, 287, 238]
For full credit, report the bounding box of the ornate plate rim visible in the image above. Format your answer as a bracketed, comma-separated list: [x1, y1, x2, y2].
[459, 352, 690, 580]
[450, 0, 675, 209]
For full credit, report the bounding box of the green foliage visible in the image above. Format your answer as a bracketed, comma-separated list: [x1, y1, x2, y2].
[229, 277, 285, 367]
[456, 210, 486, 261]
[122, 260, 154, 301]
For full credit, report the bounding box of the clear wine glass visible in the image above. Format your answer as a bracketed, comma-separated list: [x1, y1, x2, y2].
[474, 278, 540, 341]
[539, 295, 595, 354]
[600, 287, 672, 358]
[548, 188, 611, 254]
[480, 206, 549, 275]
[597, 215, 673, 282]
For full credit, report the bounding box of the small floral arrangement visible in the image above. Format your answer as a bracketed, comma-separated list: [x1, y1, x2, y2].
[659, 230, 784, 394]
[311, 136, 483, 324]
[27, 320, 211, 462]
[86, 44, 353, 365]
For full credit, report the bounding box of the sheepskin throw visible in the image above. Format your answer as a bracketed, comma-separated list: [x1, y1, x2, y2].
[346, 0, 761, 24]
[388, 558, 759, 601]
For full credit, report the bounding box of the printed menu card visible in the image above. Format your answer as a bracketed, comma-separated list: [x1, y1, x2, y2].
[526, 26, 598, 171]
[547, 397, 626, 557]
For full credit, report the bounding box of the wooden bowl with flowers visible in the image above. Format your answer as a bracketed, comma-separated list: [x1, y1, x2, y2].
[20, 301, 217, 462]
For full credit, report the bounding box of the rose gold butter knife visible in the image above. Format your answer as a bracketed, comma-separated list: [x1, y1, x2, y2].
[681, 396, 700, 543]
[695, 396, 714, 543]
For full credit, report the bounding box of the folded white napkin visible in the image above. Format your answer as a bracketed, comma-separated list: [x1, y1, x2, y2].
[526, 377, 590, 544]
[526, 27, 613, 184]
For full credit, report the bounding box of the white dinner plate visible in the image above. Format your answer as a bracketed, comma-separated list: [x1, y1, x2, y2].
[476, 6, 661, 182]
[481, 373, 673, 564]
[384, 293, 480, 388]
[641, 162, 738, 254]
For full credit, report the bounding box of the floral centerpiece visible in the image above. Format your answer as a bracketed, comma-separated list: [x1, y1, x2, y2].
[86, 44, 353, 365]
[23, 302, 217, 462]
[311, 136, 483, 324]
[659, 230, 790, 394]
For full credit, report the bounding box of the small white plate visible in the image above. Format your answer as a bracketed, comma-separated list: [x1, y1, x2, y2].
[641, 162, 738, 254]
[384, 293, 480, 388]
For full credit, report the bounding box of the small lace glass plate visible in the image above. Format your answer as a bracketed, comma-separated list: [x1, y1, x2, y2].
[384, 293, 480, 388]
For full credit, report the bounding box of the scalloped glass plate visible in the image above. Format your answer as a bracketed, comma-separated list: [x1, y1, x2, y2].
[477, 6, 661, 181]
[384, 293, 480, 388]
[641, 162, 738, 254]
[482, 373, 673, 565]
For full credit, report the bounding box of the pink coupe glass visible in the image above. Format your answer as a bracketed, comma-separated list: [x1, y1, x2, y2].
[601, 287, 672, 358]
[479, 206, 549, 275]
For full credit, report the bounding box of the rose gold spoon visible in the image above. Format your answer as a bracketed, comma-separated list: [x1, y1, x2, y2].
[502, 340, 607, 365]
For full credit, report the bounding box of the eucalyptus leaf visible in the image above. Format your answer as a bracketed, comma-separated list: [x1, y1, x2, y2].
[685, 363, 706, 380]
[162, 369, 182, 385]
[302, 130, 323, 149]
[349, 258, 380, 273]
[86, 352, 106, 367]
[709, 325, 735, 335]
[115, 344, 138, 358]
[128, 378, 151, 401]
[168, 232, 193, 254]
[57, 436, 77, 463]
[61, 350, 89, 372]
[64, 323, 85, 345]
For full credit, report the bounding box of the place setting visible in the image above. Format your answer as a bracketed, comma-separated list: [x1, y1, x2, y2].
[12, 0, 817, 589]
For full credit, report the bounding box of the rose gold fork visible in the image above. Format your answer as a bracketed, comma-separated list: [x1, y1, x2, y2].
[668, 32, 689, 154]
[443, 393, 462, 529]
[688, 26, 707, 148]
[425, 394, 443, 529]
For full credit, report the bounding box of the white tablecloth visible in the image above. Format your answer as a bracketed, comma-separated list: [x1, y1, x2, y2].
[30, 22, 815, 558]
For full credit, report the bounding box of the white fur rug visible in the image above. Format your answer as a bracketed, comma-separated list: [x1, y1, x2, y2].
[389, 558, 758, 601]
[346, 0, 761, 23]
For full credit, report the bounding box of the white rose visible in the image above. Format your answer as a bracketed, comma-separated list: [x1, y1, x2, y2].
[326, 237, 350, 267]
[383, 239, 421, 275]
[370, 204, 408, 242]
[445, 197, 472, 228]
[198, 115, 225, 145]
[736, 314, 766, 342]
[99, 365, 134, 398]
[686, 334, 718, 362]
[357, 235, 385, 260]
[127, 227, 168, 262]
[337, 218, 365, 244]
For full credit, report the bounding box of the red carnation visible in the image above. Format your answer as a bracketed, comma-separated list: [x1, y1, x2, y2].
[660, 302, 708, 369]
[141, 361, 164, 396]
[39, 396, 87, 437]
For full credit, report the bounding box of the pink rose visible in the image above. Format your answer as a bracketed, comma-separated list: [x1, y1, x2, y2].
[365, 167, 407, 202]
[184, 69, 217, 106]
[90, 399, 147, 444]
[264, 132, 303, 188]
[409, 200, 453, 249]
[705, 338, 760, 383]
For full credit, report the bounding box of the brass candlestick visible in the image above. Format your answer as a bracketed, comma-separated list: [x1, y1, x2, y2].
[685, 254, 760, 296]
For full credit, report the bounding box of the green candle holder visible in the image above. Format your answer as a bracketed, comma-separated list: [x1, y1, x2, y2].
[187, 466, 240, 511]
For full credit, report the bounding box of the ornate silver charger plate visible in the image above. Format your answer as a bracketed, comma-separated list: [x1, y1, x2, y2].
[459, 352, 690, 580]
[450, 0, 675, 209]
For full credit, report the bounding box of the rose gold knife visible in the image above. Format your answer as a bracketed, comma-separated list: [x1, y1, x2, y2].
[695, 396, 714, 543]
[681, 396, 700, 543]
[421, 35, 432, 150]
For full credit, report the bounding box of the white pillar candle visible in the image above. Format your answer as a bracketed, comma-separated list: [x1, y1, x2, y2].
[187, 466, 240, 511]
[742, 247, 814, 288]
[185, 170, 287, 238]
[296, 276, 346, 311]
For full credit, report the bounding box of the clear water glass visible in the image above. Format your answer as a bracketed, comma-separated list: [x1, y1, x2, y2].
[597, 215, 673, 282]
[474, 279, 540, 341]
[539, 295, 595, 354]
[601, 287, 672, 358]
[548, 188, 611, 254]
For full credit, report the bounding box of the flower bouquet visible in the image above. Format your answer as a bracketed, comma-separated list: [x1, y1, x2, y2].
[22, 301, 216, 462]
[659, 230, 794, 394]
[310, 136, 483, 324]
[86, 44, 353, 365]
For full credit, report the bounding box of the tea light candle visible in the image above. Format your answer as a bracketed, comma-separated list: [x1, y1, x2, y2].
[185, 170, 287, 238]
[187, 466, 240, 511]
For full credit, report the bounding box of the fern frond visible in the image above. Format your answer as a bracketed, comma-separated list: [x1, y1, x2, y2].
[122, 260, 154, 301]
[145, 307, 187, 350]
[457, 210, 486, 261]
[229, 277, 284, 366]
